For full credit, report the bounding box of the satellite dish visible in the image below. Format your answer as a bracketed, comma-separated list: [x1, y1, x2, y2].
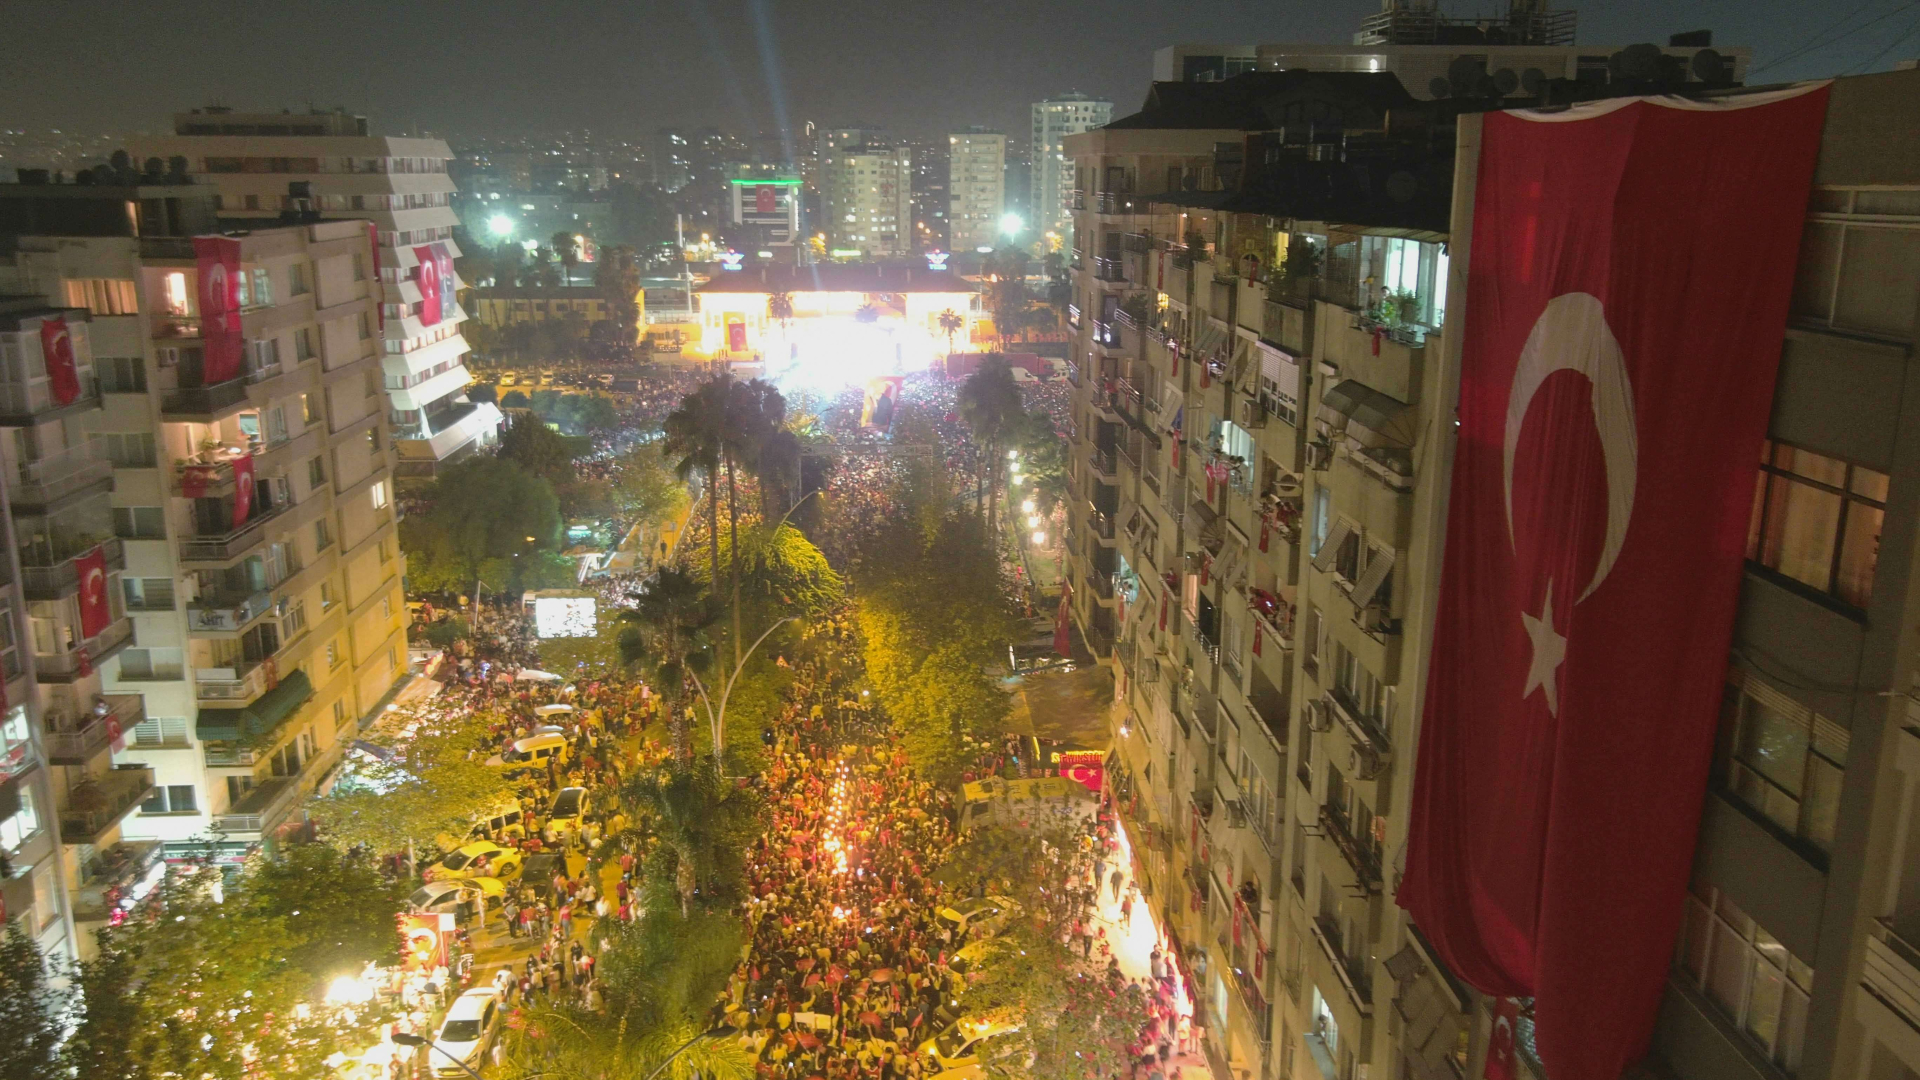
[1493, 68, 1519, 95]
[1521, 68, 1547, 95]
[1616, 43, 1665, 82]
[1429, 76, 1453, 99]
[1691, 48, 1726, 81]
[1448, 56, 1484, 97]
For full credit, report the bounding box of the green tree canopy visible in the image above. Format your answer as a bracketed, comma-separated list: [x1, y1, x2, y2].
[399, 455, 559, 592]
[234, 844, 405, 981]
[309, 707, 516, 861]
[498, 409, 590, 485]
[0, 924, 67, 1080]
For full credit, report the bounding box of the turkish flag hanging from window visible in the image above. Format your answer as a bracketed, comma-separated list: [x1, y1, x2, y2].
[39, 316, 81, 405]
[413, 243, 444, 326]
[231, 453, 257, 529]
[1396, 86, 1830, 1080]
[194, 236, 244, 384]
[74, 545, 111, 640]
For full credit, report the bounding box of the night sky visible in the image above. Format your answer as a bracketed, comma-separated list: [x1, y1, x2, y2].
[5, 0, 1908, 141]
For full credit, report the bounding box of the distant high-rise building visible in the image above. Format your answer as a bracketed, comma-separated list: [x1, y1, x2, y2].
[1030, 94, 1112, 239]
[132, 109, 501, 477]
[821, 143, 911, 260]
[653, 128, 692, 192]
[947, 129, 1006, 254]
[902, 137, 949, 255]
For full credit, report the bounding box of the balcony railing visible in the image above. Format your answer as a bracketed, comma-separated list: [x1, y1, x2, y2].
[1068, 191, 1086, 211]
[42, 695, 147, 764]
[1866, 920, 1920, 1032]
[211, 776, 301, 836]
[161, 378, 249, 418]
[34, 616, 135, 682]
[1318, 804, 1384, 892]
[188, 590, 276, 633]
[151, 314, 201, 339]
[1089, 448, 1117, 482]
[14, 438, 114, 509]
[177, 501, 291, 564]
[204, 745, 263, 768]
[0, 374, 102, 426]
[1094, 190, 1137, 215]
[58, 765, 156, 845]
[1311, 916, 1374, 1014]
[1094, 256, 1127, 282]
[21, 537, 125, 601]
[195, 659, 272, 703]
[71, 838, 165, 923]
[1088, 510, 1117, 543]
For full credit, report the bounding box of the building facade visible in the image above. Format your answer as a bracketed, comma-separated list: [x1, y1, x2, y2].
[129, 110, 501, 478]
[470, 284, 643, 342]
[1032, 94, 1114, 241]
[1064, 65, 1920, 1080]
[821, 144, 912, 260]
[948, 129, 1007, 254]
[0, 178, 411, 927]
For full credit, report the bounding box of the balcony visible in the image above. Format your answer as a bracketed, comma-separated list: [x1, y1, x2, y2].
[0, 374, 102, 427]
[70, 838, 166, 923]
[193, 659, 273, 704]
[21, 536, 126, 602]
[1088, 509, 1118, 546]
[1312, 916, 1374, 1015]
[34, 616, 136, 683]
[1089, 448, 1118, 485]
[204, 745, 263, 768]
[1094, 256, 1128, 283]
[1318, 804, 1384, 893]
[58, 764, 156, 846]
[1865, 920, 1920, 1032]
[161, 377, 249, 421]
[151, 314, 201, 340]
[42, 695, 147, 765]
[187, 590, 276, 635]
[176, 501, 292, 565]
[1068, 190, 1086, 211]
[211, 775, 302, 836]
[1093, 190, 1139, 216]
[1086, 569, 1116, 607]
[196, 669, 314, 741]
[12, 439, 114, 513]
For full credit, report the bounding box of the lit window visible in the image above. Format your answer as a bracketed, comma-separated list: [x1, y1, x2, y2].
[1746, 440, 1886, 610]
[1677, 883, 1811, 1074]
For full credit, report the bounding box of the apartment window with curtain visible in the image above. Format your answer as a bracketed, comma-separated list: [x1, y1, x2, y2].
[62, 278, 138, 315]
[1719, 673, 1846, 853]
[112, 506, 166, 540]
[1747, 439, 1886, 611]
[101, 432, 157, 467]
[1678, 882, 1811, 1074]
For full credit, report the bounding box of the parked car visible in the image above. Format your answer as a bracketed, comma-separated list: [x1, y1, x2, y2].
[432, 987, 505, 1076]
[918, 1013, 1022, 1073]
[434, 798, 528, 853]
[407, 877, 506, 923]
[935, 896, 1020, 940]
[423, 841, 524, 884]
[545, 786, 590, 843]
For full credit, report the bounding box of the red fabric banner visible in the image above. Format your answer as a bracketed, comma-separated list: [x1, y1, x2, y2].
[366, 223, 385, 334]
[1397, 87, 1830, 1080]
[179, 464, 221, 498]
[413, 243, 444, 326]
[231, 453, 257, 528]
[106, 709, 125, 754]
[1058, 750, 1103, 794]
[193, 236, 244, 384]
[756, 185, 777, 214]
[74, 545, 110, 639]
[39, 317, 81, 405]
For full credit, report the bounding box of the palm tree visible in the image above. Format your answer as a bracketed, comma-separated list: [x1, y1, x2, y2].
[551, 231, 580, 286]
[617, 569, 716, 762]
[937, 309, 965, 356]
[767, 291, 794, 328]
[661, 379, 732, 603]
[721, 379, 786, 665]
[957, 354, 1024, 537]
[624, 764, 734, 917]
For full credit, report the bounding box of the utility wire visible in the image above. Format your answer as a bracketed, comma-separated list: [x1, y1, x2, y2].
[1751, 0, 1920, 75]
[1847, 7, 1920, 71]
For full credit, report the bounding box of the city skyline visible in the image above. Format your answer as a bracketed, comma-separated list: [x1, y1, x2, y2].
[3, 0, 1910, 140]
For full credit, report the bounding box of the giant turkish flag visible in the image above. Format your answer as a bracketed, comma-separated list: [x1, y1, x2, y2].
[194, 236, 244, 384]
[413, 243, 444, 326]
[1398, 86, 1829, 1080]
[74, 545, 110, 640]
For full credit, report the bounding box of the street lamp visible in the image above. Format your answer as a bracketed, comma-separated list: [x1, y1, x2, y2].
[1000, 212, 1023, 237]
[487, 214, 514, 239]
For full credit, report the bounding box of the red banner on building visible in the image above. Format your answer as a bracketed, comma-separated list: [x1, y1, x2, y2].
[231, 454, 257, 529]
[193, 236, 244, 385]
[756, 185, 777, 214]
[74, 545, 111, 639]
[398, 912, 452, 974]
[412, 243, 445, 326]
[366, 223, 385, 334]
[1057, 750, 1103, 795]
[39, 316, 81, 405]
[1396, 87, 1830, 1080]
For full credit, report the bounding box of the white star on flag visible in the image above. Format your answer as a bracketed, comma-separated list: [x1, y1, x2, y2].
[1522, 581, 1568, 715]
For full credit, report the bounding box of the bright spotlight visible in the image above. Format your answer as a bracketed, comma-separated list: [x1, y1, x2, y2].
[1021, 499, 1035, 513]
[1032, 530, 1046, 544]
[487, 214, 514, 238]
[1000, 213, 1024, 236]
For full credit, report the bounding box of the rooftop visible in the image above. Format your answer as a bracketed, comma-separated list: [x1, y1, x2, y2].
[695, 264, 976, 295]
[1108, 71, 1423, 131]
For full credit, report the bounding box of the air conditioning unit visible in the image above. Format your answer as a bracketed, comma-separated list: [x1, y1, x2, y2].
[1306, 697, 1334, 733]
[1238, 398, 1267, 429]
[1348, 742, 1386, 782]
[1304, 441, 1332, 471]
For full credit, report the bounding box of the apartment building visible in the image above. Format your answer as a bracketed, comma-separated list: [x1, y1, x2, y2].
[0, 178, 410, 895]
[1066, 65, 1920, 1080]
[129, 109, 501, 479]
[948, 129, 1007, 254]
[1032, 94, 1113, 242]
[821, 143, 912, 260]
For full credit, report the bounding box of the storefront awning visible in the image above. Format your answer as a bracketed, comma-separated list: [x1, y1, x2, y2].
[195, 670, 314, 745]
[1316, 379, 1417, 450]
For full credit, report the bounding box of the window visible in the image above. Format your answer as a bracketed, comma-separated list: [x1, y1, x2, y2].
[367, 426, 382, 458]
[123, 577, 176, 610]
[380, 596, 393, 620]
[320, 580, 338, 611]
[352, 253, 367, 281]
[117, 647, 184, 680]
[309, 455, 326, 489]
[288, 262, 309, 296]
[0, 607, 17, 681]
[130, 717, 189, 747]
[112, 505, 167, 540]
[302, 392, 320, 426]
[249, 267, 272, 307]
[101, 432, 157, 467]
[1310, 486, 1331, 556]
[0, 782, 39, 854]
[370, 480, 388, 510]
[364, 370, 380, 400]
[62, 278, 138, 315]
[333, 698, 349, 730]
[139, 785, 199, 815]
[295, 326, 316, 361]
[1329, 640, 1389, 734]
[98, 356, 147, 393]
[313, 517, 333, 552]
[1720, 673, 1846, 852]
[326, 640, 341, 669]
[1747, 440, 1886, 610]
[1678, 883, 1811, 1074]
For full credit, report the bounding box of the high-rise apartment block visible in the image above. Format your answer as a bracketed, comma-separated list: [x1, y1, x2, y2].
[821, 144, 912, 260]
[1031, 93, 1113, 241]
[1061, 61, 1920, 1080]
[130, 110, 500, 480]
[0, 174, 409, 958]
[947, 129, 1006, 254]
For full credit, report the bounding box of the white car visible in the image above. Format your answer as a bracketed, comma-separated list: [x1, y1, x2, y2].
[407, 878, 506, 922]
[432, 987, 503, 1076]
[936, 896, 1021, 940]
